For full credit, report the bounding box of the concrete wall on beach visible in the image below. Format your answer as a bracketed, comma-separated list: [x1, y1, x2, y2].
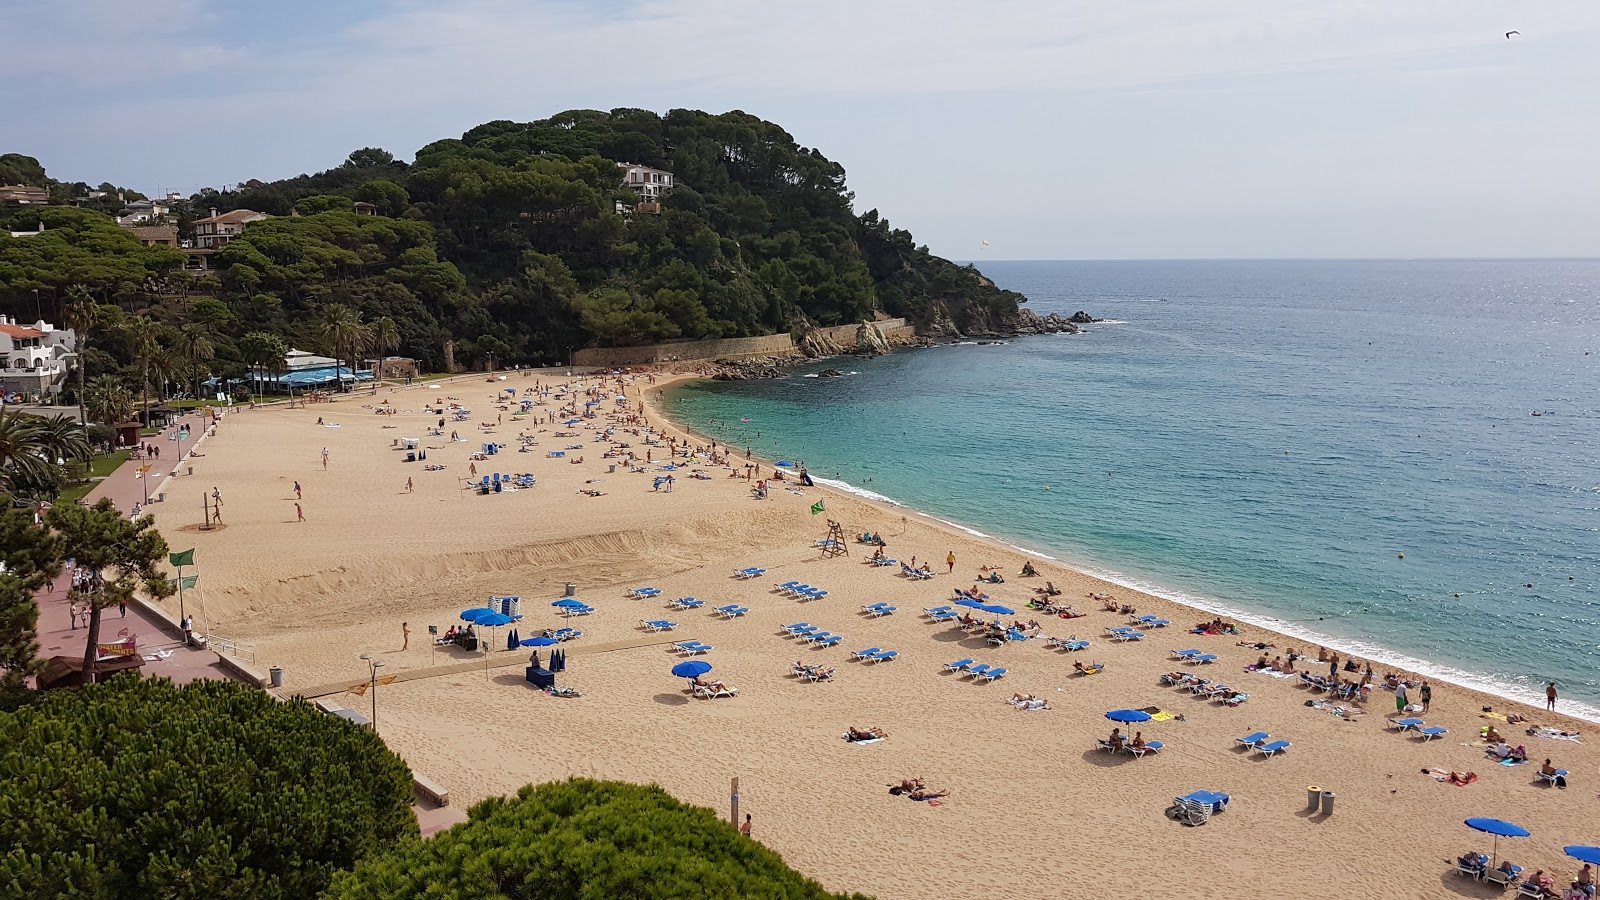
[569, 318, 914, 368]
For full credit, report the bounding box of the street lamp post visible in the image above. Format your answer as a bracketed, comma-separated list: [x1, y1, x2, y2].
[359, 654, 385, 732]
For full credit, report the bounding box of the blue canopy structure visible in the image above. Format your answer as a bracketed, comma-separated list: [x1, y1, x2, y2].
[671, 660, 712, 678]
[272, 366, 374, 387]
[1105, 709, 1153, 723]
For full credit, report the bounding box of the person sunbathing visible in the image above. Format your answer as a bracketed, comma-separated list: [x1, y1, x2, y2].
[1256, 654, 1270, 669]
[1020, 561, 1038, 577]
[1130, 732, 1147, 750]
[1511, 744, 1528, 762]
[1488, 741, 1512, 760]
[908, 787, 950, 800]
[871, 545, 885, 561]
[1484, 726, 1505, 744]
[1107, 728, 1125, 750]
[896, 778, 925, 793]
[1447, 771, 1478, 785]
[1101, 597, 1121, 611]
[1074, 661, 1104, 674]
[847, 726, 887, 741]
[1540, 758, 1559, 777]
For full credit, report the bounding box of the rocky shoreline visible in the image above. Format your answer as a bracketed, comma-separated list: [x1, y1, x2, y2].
[703, 309, 1101, 380]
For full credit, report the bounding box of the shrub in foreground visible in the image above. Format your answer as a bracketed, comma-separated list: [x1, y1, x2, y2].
[326, 778, 871, 900]
[0, 676, 416, 900]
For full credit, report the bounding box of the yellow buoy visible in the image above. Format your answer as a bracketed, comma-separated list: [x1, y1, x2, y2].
[1044, 486, 1050, 491]
[1398, 553, 1404, 559]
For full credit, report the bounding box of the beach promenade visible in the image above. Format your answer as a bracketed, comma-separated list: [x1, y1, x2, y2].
[139, 374, 1599, 900]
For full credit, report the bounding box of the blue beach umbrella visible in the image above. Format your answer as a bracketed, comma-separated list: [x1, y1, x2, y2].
[671, 660, 712, 678]
[1465, 817, 1530, 864]
[477, 612, 514, 627]
[977, 603, 1015, 616]
[953, 598, 986, 610]
[564, 418, 581, 425]
[552, 598, 587, 608]
[1564, 846, 1600, 866]
[1105, 709, 1153, 723]
[520, 636, 559, 647]
[460, 607, 496, 623]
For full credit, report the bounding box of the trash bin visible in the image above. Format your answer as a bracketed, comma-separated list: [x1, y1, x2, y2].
[269, 666, 284, 688]
[1320, 790, 1335, 816]
[564, 582, 577, 597]
[608, 464, 616, 473]
[187, 466, 193, 476]
[1306, 785, 1321, 811]
[157, 492, 166, 503]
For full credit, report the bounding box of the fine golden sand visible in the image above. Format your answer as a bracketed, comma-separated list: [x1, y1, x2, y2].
[152, 374, 1597, 900]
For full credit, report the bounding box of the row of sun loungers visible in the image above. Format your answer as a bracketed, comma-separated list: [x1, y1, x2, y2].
[713, 604, 750, 619]
[669, 597, 704, 610]
[900, 564, 934, 580]
[942, 659, 1007, 681]
[628, 587, 662, 599]
[774, 581, 829, 601]
[1234, 731, 1291, 757]
[640, 619, 678, 632]
[1170, 790, 1230, 826]
[1129, 615, 1172, 628]
[545, 627, 582, 642]
[860, 602, 897, 617]
[732, 567, 767, 579]
[559, 604, 596, 617]
[1103, 626, 1146, 643]
[1170, 648, 1219, 664]
[1046, 637, 1091, 651]
[1098, 738, 1164, 758]
[1391, 718, 1449, 741]
[780, 623, 845, 648]
[849, 647, 900, 664]
[672, 641, 713, 656]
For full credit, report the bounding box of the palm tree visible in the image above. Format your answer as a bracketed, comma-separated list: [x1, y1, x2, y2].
[317, 305, 368, 393]
[237, 331, 289, 400]
[368, 316, 399, 395]
[0, 407, 52, 497]
[146, 347, 179, 403]
[170, 325, 215, 400]
[29, 414, 91, 469]
[84, 376, 136, 429]
[125, 315, 163, 423]
[59, 284, 98, 424]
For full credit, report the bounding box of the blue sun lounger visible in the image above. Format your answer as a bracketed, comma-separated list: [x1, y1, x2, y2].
[964, 664, 992, 679]
[775, 581, 802, 593]
[867, 606, 896, 618]
[803, 631, 832, 644]
[787, 627, 818, 639]
[640, 620, 678, 632]
[1235, 731, 1269, 749]
[864, 650, 898, 664]
[1141, 619, 1171, 629]
[1537, 767, 1568, 786]
[628, 587, 661, 598]
[780, 623, 810, 633]
[675, 642, 711, 656]
[1177, 790, 1230, 813]
[944, 658, 974, 672]
[1171, 648, 1202, 659]
[1393, 717, 1424, 732]
[929, 611, 960, 623]
[1189, 654, 1218, 664]
[715, 606, 750, 619]
[670, 597, 704, 609]
[851, 647, 883, 660]
[798, 589, 828, 601]
[1418, 726, 1448, 741]
[713, 604, 741, 615]
[1256, 740, 1291, 758]
[1057, 640, 1090, 651]
[1131, 740, 1163, 758]
[862, 602, 890, 612]
[734, 567, 767, 579]
[923, 606, 953, 616]
[1113, 631, 1145, 642]
[870, 557, 897, 567]
[813, 635, 844, 649]
[980, 667, 1007, 682]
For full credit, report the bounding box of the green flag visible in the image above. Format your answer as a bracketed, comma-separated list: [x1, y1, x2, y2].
[810, 500, 825, 515]
[169, 548, 195, 567]
[170, 575, 198, 590]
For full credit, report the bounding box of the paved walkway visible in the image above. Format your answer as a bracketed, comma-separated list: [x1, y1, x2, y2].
[33, 580, 234, 684]
[83, 407, 222, 515]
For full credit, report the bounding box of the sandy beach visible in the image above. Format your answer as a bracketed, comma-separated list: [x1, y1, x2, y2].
[150, 372, 1598, 900]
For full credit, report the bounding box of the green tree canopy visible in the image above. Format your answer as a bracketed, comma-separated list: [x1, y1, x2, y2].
[0, 677, 416, 899]
[326, 779, 868, 900]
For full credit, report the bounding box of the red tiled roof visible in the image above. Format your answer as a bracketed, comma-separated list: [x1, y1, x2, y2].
[0, 323, 47, 339]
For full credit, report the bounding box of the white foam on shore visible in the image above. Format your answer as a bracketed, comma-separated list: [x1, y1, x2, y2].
[809, 475, 901, 507]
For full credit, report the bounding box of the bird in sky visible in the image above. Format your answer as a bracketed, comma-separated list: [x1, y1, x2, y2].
[1505, 30, 1520, 38]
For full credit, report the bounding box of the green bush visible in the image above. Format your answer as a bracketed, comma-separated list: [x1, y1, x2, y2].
[326, 778, 870, 900]
[0, 677, 416, 900]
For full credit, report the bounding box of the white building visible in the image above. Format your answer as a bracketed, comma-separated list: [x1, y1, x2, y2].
[192, 208, 270, 250]
[116, 199, 172, 224]
[0, 315, 77, 399]
[619, 164, 675, 202]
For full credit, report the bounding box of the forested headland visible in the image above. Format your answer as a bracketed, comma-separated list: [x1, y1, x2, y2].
[0, 109, 1028, 380]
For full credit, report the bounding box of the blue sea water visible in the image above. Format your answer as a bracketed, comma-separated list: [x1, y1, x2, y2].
[664, 260, 1600, 717]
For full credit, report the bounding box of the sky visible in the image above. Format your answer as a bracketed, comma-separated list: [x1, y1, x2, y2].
[6, 0, 1600, 260]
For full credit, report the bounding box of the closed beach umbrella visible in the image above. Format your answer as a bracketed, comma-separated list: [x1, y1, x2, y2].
[1565, 846, 1600, 866]
[977, 603, 1015, 616]
[1464, 817, 1530, 865]
[1105, 709, 1153, 723]
[671, 660, 712, 678]
[520, 636, 559, 647]
[506, 629, 519, 651]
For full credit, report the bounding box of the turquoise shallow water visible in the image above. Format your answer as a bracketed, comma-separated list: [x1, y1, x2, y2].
[664, 260, 1600, 718]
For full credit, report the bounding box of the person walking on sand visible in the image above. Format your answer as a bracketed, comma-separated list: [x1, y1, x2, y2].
[402, 622, 411, 651]
[946, 551, 956, 574]
[1546, 681, 1558, 711]
[322, 447, 329, 469]
[211, 487, 223, 507]
[1420, 681, 1432, 712]
[1394, 680, 1409, 713]
[294, 480, 302, 499]
[295, 503, 305, 522]
[406, 477, 414, 494]
[740, 813, 752, 837]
